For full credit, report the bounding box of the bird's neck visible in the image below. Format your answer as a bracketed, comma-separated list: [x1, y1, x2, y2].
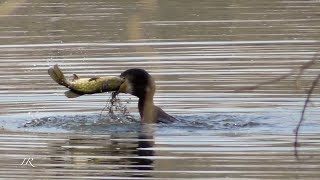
[138, 92, 155, 123]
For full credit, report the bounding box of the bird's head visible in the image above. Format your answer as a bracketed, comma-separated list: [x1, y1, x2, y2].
[118, 68, 156, 99]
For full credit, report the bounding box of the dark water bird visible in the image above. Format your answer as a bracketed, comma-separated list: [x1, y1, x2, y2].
[117, 68, 177, 123]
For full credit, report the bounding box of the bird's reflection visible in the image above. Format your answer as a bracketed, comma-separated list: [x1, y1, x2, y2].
[127, 124, 155, 175]
[47, 124, 156, 178]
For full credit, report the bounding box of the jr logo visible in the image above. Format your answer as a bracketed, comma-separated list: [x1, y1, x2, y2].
[20, 158, 35, 167]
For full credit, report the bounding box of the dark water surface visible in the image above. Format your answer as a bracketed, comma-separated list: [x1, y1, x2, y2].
[0, 0, 320, 179]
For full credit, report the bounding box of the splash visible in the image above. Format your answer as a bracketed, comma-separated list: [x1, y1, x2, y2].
[100, 92, 134, 121]
[23, 92, 137, 131]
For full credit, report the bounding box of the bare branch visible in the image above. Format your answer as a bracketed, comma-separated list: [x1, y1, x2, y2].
[234, 51, 320, 159]
[294, 73, 320, 159]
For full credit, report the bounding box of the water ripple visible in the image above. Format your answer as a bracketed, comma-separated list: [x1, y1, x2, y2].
[0, 0, 320, 179]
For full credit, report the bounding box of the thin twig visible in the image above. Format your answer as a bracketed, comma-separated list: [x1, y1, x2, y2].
[235, 73, 294, 92]
[294, 73, 320, 159]
[235, 52, 319, 92]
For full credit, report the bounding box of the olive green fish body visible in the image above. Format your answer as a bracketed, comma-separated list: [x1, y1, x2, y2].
[70, 76, 122, 94]
[48, 64, 123, 98]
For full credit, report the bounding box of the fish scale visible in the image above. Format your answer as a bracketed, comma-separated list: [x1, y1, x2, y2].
[48, 64, 124, 98]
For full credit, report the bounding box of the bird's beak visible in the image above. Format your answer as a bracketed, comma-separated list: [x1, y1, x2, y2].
[118, 78, 129, 93]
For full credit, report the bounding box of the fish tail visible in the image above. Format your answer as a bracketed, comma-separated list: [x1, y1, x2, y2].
[48, 64, 70, 87]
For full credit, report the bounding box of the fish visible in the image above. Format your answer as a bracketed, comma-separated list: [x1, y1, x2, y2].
[48, 64, 124, 98]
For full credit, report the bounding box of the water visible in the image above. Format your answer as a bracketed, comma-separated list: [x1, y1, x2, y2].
[0, 0, 320, 179]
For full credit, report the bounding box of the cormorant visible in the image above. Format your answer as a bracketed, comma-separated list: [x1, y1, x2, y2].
[118, 68, 176, 123]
